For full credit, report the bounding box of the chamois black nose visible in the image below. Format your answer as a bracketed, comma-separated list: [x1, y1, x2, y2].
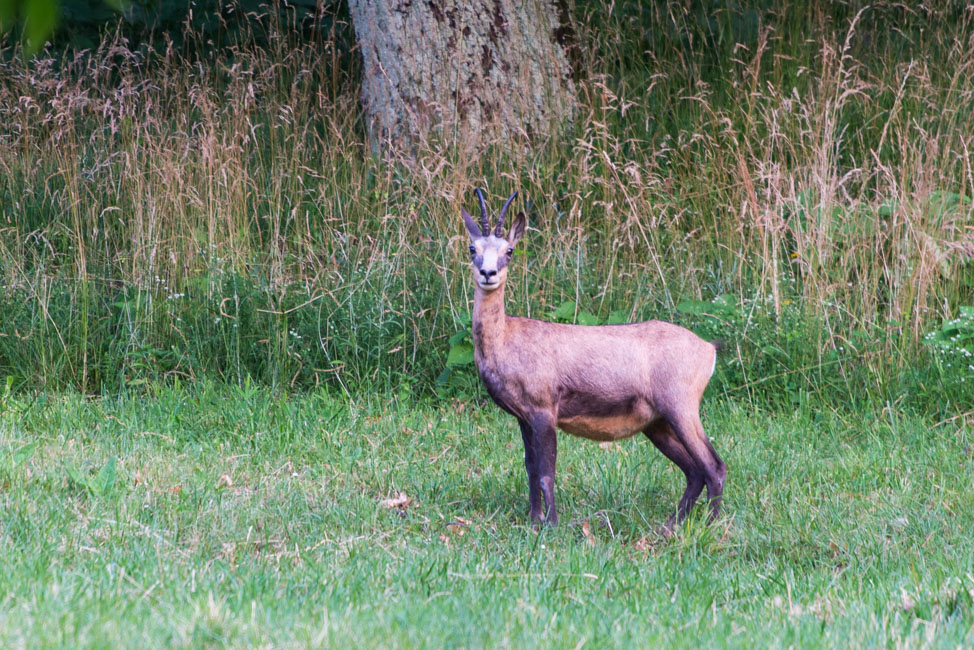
[480, 269, 497, 280]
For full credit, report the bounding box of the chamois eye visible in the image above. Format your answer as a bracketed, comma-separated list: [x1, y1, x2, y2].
[507, 247, 514, 255]
[469, 245, 476, 255]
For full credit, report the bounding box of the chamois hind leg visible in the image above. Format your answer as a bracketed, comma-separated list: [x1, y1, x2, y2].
[698, 427, 727, 519]
[524, 412, 558, 526]
[660, 408, 726, 523]
[644, 420, 704, 530]
[518, 419, 543, 524]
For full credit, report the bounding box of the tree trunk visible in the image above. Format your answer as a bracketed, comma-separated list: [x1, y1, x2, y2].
[347, 0, 577, 153]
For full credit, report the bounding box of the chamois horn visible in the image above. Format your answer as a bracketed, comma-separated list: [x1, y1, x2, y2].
[495, 191, 518, 236]
[474, 188, 490, 235]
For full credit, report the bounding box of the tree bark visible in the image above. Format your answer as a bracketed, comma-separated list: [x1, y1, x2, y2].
[347, 0, 577, 153]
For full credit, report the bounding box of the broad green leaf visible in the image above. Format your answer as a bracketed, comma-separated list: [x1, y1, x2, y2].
[677, 295, 738, 318]
[712, 294, 739, 314]
[577, 311, 600, 326]
[676, 299, 712, 315]
[24, 0, 59, 52]
[552, 301, 577, 322]
[435, 367, 452, 386]
[95, 457, 116, 495]
[446, 342, 474, 367]
[12, 442, 37, 467]
[66, 465, 91, 491]
[606, 310, 629, 325]
[0, 0, 15, 32]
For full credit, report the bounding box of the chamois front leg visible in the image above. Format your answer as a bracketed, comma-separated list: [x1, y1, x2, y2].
[518, 419, 543, 523]
[524, 412, 558, 526]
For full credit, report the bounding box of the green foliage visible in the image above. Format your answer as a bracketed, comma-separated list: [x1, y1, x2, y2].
[676, 294, 739, 320]
[0, 1, 971, 419]
[436, 312, 479, 399]
[924, 306, 974, 354]
[677, 292, 867, 405]
[550, 300, 618, 326]
[923, 306, 974, 392]
[3, 0, 346, 53]
[1, 0, 61, 51]
[445, 325, 474, 368]
[65, 456, 117, 496]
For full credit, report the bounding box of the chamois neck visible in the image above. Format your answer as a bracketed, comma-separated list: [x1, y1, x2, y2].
[472, 283, 508, 358]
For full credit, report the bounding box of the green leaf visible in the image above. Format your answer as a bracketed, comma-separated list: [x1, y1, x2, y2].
[712, 294, 739, 314]
[66, 464, 91, 491]
[552, 301, 577, 322]
[606, 310, 629, 325]
[448, 329, 470, 346]
[0, 0, 16, 33]
[676, 300, 712, 315]
[12, 442, 36, 467]
[577, 311, 601, 326]
[446, 342, 474, 367]
[24, 0, 59, 52]
[95, 457, 116, 495]
[677, 295, 739, 318]
[435, 366, 453, 387]
[66, 458, 118, 495]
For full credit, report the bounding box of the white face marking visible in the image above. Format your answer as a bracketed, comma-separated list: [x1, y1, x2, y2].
[481, 247, 499, 272]
[470, 234, 512, 291]
[710, 347, 717, 377]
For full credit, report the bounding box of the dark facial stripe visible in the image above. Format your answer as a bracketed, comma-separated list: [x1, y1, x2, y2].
[471, 250, 512, 272]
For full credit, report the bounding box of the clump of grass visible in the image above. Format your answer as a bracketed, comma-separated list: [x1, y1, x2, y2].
[0, 2, 970, 409]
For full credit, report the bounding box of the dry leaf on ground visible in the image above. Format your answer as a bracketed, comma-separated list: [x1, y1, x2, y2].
[581, 520, 596, 546]
[379, 492, 412, 510]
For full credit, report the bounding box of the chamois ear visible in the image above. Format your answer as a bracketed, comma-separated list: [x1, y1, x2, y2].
[461, 208, 482, 239]
[508, 212, 527, 247]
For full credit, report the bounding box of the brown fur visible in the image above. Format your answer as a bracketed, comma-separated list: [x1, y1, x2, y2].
[463, 192, 726, 529]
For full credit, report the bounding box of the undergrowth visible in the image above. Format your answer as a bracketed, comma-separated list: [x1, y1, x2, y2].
[0, 1, 971, 413]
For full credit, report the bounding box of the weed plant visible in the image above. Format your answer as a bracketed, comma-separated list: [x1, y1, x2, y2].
[0, 1, 971, 412]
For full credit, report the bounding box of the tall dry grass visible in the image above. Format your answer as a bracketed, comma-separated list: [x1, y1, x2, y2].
[0, 2, 971, 400]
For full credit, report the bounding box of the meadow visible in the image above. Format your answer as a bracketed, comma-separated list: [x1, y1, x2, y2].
[1, 385, 972, 647]
[0, 0, 973, 646]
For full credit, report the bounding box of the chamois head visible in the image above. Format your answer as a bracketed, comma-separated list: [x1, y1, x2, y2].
[461, 189, 526, 291]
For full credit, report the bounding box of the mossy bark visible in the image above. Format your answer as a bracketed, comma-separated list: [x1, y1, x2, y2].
[347, 0, 577, 153]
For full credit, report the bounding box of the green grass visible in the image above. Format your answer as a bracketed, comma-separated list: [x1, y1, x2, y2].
[2, 385, 972, 647]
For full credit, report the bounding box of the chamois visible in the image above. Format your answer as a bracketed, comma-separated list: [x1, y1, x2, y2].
[461, 189, 726, 529]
